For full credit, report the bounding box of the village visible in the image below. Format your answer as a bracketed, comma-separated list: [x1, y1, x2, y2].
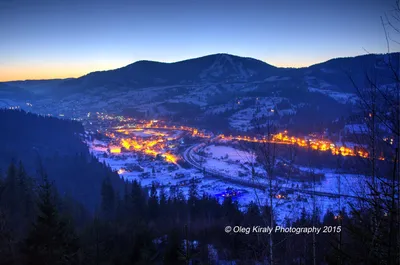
[82, 112, 392, 224]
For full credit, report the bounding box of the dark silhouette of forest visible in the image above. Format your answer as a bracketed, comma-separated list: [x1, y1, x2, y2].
[0, 109, 125, 211]
[0, 109, 398, 264]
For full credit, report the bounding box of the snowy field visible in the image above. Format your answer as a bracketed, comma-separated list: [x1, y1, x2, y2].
[87, 139, 365, 224]
[308, 87, 358, 104]
[197, 144, 371, 197]
[227, 97, 297, 131]
[205, 145, 256, 162]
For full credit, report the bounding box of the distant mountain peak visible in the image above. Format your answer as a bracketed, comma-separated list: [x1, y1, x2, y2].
[60, 53, 280, 90]
[122, 53, 274, 68]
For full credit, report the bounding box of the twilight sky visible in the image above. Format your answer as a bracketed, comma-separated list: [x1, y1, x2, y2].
[0, 0, 398, 81]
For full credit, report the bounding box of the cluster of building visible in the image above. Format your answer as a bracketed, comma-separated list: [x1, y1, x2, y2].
[106, 130, 180, 164]
[219, 130, 372, 159]
[89, 112, 387, 168]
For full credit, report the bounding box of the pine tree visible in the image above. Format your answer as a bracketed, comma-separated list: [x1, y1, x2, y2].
[188, 178, 199, 220]
[17, 161, 36, 235]
[0, 210, 15, 265]
[245, 201, 261, 225]
[164, 227, 184, 265]
[196, 240, 212, 265]
[100, 177, 115, 221]
[188, 178, 198, 202]
[129, 224, 158, 265]
[2, 162, 19, 219]
[130, 180, 146, 221]
[159, 186, 167, 207]
[22, 176, 79, 265]
[148, 182, 159, 220]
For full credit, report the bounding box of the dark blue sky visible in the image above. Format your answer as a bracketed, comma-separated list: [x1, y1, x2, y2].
[0, 0, 397, 81]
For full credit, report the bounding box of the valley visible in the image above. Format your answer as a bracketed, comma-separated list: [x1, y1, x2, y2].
[83, 112, 389, 224]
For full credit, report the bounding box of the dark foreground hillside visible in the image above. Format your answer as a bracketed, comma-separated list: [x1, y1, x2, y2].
[0, 109, 124, 211]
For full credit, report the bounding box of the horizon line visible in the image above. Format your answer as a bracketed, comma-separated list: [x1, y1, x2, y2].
[0, 51, 393, 83]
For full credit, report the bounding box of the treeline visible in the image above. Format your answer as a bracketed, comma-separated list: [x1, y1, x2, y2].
[0, 160, 397, 265]
[0, 109, 125, 211]
[0, 109, 86, 159]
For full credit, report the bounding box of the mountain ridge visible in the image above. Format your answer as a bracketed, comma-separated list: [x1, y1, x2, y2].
[3, 52, 397, 84]
[1, 52, 399, 133]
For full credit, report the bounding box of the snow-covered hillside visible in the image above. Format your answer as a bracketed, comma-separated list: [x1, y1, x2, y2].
[2, 52, 398, 131]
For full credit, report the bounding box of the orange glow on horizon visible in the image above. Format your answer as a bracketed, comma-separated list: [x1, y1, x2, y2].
[0, 70, 82, 82]
[0, 61, 130, 82]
